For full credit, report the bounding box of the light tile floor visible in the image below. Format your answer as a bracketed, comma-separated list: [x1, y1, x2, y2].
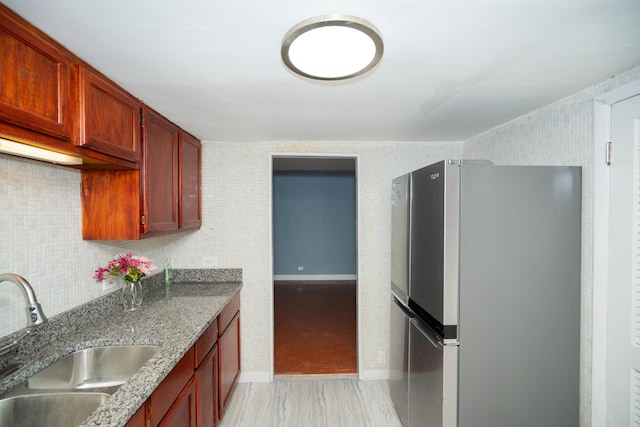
[219, 377, 403, 427]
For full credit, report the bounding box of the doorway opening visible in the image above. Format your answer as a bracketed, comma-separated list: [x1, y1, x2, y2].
[271, 155, 358, 376]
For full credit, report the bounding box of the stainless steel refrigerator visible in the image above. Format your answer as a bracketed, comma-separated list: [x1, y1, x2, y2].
[389, 160, 581, 427]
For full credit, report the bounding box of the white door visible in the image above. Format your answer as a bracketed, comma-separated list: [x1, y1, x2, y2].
[607, 94, 640, 426]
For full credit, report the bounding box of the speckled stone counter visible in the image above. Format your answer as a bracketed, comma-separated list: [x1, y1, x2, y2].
[0, 268, 242, 427]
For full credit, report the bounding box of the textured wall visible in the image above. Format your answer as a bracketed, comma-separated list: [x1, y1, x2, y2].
[167, 141, 463, 379]
[463, 65, 640, 426]
[0, 155, 173, 337]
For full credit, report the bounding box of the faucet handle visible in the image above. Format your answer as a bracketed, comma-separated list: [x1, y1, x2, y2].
[27, 303, 47, 325]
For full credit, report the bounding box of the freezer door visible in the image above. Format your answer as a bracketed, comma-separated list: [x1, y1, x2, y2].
[389, 296, 412, 426]
[409, 318, 458, 427]
[410, 161, 460, 332]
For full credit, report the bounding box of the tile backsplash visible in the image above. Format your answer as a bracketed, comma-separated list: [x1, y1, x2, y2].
[0, 155, 169, 337]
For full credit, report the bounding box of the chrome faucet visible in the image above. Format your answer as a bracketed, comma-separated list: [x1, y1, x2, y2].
[0, 273, 48, 358]
[0, 274, 48, 326]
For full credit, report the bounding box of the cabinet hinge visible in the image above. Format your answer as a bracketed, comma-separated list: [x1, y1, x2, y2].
[140, 110, 145, 126]
[141, 215, 146, 225]
[606, 141, 612, 166]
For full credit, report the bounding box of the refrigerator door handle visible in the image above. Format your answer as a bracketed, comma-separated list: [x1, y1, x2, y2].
[410, 318, 443, 349]
[393, 296, 415, 319]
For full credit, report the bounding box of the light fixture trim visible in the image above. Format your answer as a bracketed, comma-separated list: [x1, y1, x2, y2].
[281, 14, 384, 81]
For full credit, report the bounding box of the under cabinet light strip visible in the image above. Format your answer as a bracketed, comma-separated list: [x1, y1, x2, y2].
[0, 137, 83, 165]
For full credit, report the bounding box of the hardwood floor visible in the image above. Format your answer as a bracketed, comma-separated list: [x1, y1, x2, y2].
[274, 281, 357, 375]
[218, 378, 403, 427]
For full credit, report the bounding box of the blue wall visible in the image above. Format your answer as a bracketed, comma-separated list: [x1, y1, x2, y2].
[273, 171, 356, 276]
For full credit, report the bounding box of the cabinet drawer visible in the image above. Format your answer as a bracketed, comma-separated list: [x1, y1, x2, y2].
[195, 321, 218, 368]
[218, 293, 240, 334]
[150, 347, 195, 426]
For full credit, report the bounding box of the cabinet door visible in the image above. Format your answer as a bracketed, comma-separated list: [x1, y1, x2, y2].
[0, 5, 75, 142]
[125, 403, 147, 427]
[196, 343, 219, 427]
[179, 131, 202, 229]
[81, 169, 141, 240]
[78, 66, 141, 162]
[150, 348, 195, 426]
[218, 312, 240, 418]
[158, 379, 196, 427]
[142, 107, 179, 234]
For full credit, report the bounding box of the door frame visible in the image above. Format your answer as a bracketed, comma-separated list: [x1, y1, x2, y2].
[268, 152, 361, 381]
[592, 79, 640, 425]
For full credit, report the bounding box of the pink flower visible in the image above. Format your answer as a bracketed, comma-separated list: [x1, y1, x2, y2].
[94, 253, 157, 284]
[134, 256, 156, 275]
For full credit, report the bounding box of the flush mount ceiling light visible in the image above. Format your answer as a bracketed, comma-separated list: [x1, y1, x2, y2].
[281, 14, 383, 81]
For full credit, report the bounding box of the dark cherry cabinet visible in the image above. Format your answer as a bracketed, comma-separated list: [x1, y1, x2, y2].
[141, 107, 179, 235]
[0, 4, 201, 239]
[157, 379, 197, 427]
[0, 5, 77, 146]
[123, 294, 241, 427]
[217, 294, 241, 418]
[0, 4, 139, 168]
[150, 348, 195, 427]
[78, 66, 141, 162]
[125, 403, 146, 427]
[196, 345, 219, 427]
[195, 321, 220, 427]
[81, 108, 202, 240]
[179, 131, 202, 229]
[81, 169, 140, 240]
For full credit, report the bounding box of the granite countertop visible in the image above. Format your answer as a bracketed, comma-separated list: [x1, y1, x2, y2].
[0, 269, 242, 427]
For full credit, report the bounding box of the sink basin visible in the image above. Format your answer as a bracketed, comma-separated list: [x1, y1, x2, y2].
[0, 392, 109, 427]
[28, 345, 161, 390]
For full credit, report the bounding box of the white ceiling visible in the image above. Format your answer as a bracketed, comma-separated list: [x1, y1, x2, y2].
[3, 0, 640, 143]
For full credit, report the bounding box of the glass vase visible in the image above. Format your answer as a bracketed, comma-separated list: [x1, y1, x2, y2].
[122, 280, 143, 312]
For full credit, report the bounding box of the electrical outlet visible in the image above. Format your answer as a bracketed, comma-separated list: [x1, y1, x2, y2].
[378, 350, 387, 365]
[202, 256, 218, 267]
[297, 266, 304, 271]
[102, 278, 118, 292]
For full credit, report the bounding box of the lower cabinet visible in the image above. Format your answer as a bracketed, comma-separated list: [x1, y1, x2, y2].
[218, 311, 240, 418]
[125, 404, 146, 427]
[150, 348, 195, 427]
[157, 379, 196, 427]
[126, 295, 240, 427]
[196, 343, 219, 427]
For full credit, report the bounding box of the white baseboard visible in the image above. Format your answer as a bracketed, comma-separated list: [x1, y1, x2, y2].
[273, 274, 357, 281]
[238, 370, 388, 383]
[359, 369, 390, 381]
[239, 371, 271, 383]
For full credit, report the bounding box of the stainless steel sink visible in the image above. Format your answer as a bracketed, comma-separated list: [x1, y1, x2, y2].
[28, 345, 161, 390]
[0, 392, 109, 427]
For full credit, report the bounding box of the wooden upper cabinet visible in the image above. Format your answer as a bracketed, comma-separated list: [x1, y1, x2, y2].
[81, 169, 141, 240]
[78, 67, 141, 162]
[0, 5, 76, 144]
[142, 107, 179, 235]
[81, 109, 202, 240]
[179, 131, 202, 229]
